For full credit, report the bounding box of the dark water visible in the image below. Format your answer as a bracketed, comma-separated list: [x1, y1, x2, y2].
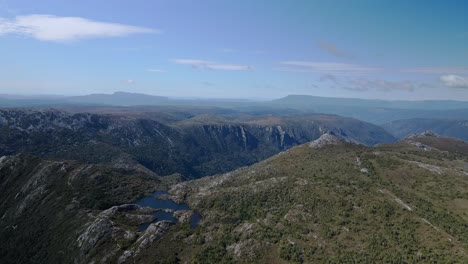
[134, 191, 201, 231]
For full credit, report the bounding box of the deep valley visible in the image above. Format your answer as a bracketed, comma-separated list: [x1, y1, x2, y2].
[0, 105, 467, 263]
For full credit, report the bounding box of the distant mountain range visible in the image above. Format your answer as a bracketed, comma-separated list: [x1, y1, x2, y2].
[383, 118, 468, 141]
[66, 92, 170, 106]
[269, 94, 468, 110]
[1, 92, 468, 124]
[267, 95, 468, 124]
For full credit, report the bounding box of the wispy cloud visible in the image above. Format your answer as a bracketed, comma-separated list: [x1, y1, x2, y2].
[318, 40, 351, 59]
[320, 74, 427, 92]
[319, 74, 338, 83]
[112, 45, 153, 52]
[122, 79, 135, 85]
[440, 75, 468, 88]
[341, 86, 369, 92]
[202, 81, 214, 86]
[146, 69, 165, 73]
[283, 63, 468, 77]
[402, 67, 468, 74]
[348, 78, 422, 92]
[0, 14, 157, 42]
[171, 59, 253, 71]
[281, 61, 380, 75]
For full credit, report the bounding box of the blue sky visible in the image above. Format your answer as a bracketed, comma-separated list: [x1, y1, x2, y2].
[0, 0, 468, 100]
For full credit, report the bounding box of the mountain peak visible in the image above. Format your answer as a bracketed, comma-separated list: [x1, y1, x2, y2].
[406, 130, 441, 139]
[308, 133, 342, 149]
[402, 130, 468, 155]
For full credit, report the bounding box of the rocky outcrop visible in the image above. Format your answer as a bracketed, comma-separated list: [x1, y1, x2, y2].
[227, 239, 265, 260]
[406, 130, 441, 139]
[117, 221, 173, 264]
[76, 217, 114, 256]
[135, 221, 173, 252]
[0, 154, 162, 264]
[308, 134, 343, 149]
[76, 204, 157, 258]
[233, 222, 256, 237]
[173, 210, 194, 223]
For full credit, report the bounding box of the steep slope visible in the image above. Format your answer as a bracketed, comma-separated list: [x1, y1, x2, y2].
[0, 154, 166, 264]
[241, 114, 395, 145]
[0, 109, 395, 178]
[383, 118, 468, 141]
[402, 131, 468, 156]
[0, 109, 183, 172]
[1, 134, 467, 263]
[131, 134, 468, 263]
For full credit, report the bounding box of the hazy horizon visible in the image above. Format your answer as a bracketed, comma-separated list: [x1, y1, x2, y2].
[1, 0, 468, 101]
[3, 90, 468, 103]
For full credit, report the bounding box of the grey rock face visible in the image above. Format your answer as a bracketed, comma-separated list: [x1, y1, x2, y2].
[117, 221, 174, 264]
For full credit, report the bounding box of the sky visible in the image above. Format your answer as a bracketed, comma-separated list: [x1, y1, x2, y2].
[0, 0, 468, 100]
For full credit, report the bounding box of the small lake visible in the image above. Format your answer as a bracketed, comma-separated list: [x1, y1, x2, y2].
[134, 191, 201, 231]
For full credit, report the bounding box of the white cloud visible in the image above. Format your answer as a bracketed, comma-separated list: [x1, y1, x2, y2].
[440, 75, 468, 88]
[280, 61, 380, 75]
[0, 14, 157, 42]
[171, 59, 253, 71]
[146, 69, 165, 73]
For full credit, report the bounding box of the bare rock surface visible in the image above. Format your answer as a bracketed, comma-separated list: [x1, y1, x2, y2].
[308, 133, 342, 149]
[173, 210, 194, 223]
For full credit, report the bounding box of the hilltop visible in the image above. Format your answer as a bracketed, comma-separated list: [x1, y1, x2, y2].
[1, 131, 466, 263]
[383, 118, 468, 141]
[151, 134, 468, 263]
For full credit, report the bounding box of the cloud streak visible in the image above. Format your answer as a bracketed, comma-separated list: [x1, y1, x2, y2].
[0, 14, 157, 42]
[122, 79, 135, 85]
[348, 78, 421, 92]
[171, 59, 253, 71]
[440, 75, 468, 88]
[281, 61, 380, 75]
[402, 67, 468, 74]
[320, 74, 427, 92]
[318, 40, 351, 59]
